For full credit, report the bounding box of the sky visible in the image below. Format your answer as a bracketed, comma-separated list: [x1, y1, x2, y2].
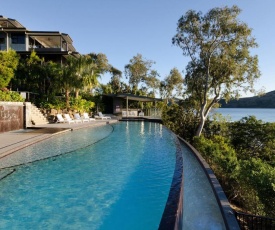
[2, 0, 275, 97]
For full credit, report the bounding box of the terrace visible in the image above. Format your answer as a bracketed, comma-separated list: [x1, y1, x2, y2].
[0, 16, 79, 61]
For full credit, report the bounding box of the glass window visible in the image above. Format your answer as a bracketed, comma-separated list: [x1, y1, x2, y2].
[0, 33, 5, 44]
[11, 34, 25, 44]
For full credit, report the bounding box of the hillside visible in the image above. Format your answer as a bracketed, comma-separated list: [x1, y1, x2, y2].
[220, 90, 275, 108]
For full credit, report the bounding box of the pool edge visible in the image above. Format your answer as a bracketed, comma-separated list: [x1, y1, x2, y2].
[158, 135, 183, 230]
[178, 137, 240, 230]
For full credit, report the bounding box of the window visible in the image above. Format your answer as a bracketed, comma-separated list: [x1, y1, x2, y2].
[11, 34, 25, 44]
[0, 33, 5, 44]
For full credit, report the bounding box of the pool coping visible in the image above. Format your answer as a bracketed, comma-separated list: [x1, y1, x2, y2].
[178, 137, 240, 230]
[0, 120, 118, 159]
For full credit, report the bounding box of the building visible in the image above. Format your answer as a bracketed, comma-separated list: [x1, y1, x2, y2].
[0, 15, 79, 63]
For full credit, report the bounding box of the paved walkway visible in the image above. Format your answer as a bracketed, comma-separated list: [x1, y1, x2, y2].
[0, 119, 118, 159]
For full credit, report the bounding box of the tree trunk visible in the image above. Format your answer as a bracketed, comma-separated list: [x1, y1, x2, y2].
[75, 89, 79, 98]
[65, 90, 70, 109]
[196, 116, 206, 137]
[196, 106, 206, 136]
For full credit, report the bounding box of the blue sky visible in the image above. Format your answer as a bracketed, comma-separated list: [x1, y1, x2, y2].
[2, 0, 275, 97]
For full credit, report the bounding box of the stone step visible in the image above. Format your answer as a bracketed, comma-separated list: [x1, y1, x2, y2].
[30, 104, 49, 125]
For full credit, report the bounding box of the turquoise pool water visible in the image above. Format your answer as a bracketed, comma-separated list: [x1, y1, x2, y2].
[0, 122, 176, 229]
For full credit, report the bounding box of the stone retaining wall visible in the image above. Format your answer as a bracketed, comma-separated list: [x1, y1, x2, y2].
[0, 102, 26, 133]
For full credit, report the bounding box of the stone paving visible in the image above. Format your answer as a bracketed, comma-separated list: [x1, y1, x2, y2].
[0, 119, 118, 158]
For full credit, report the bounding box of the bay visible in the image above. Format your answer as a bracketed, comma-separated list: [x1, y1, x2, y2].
[211, 108, 275, 122]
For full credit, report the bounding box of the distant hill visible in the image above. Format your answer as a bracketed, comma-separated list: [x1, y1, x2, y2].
[220, 90, 275, 108]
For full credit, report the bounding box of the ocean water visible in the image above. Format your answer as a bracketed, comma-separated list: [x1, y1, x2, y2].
[212, 108, 275, 122]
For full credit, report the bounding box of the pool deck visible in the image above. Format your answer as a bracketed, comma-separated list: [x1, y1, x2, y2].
[0, 119, 119, 159]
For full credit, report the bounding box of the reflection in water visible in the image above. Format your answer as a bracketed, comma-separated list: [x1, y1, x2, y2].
[140, 121, 144, 136]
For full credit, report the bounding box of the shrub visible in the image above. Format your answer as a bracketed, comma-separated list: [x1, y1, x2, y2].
[194, 135, 239, 181]
[229, 116, 275, 165]
[70, 97, 95, 113]
[162, 103, 198, 142]
[194, 119, 275, 218]
[237, 158, 275, 216]
[0, 91, 24, 102]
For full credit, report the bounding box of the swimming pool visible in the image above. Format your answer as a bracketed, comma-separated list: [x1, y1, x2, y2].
[0, 122, 177, 229]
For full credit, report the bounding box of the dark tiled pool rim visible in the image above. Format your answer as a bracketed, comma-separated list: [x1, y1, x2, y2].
[158, 135, 183, 230]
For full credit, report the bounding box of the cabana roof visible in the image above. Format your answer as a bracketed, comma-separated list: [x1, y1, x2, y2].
[106, 93, 162, 102]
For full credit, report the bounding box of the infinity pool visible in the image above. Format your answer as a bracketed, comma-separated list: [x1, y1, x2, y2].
[0, 122, 177, 229]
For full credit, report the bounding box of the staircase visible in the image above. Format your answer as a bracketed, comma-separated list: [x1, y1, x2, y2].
[30, 104, 49, 125]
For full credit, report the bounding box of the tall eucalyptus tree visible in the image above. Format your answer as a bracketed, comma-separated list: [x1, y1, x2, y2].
[173, 5, 260, 136]
[124, 54, 155, 93]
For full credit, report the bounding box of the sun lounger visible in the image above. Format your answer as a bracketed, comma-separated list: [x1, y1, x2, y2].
[74, 113, 86, 123]
[95, 112, 111, 120]
[83, 112, 95, 121]
[64, 114, 77, 124]
[139, 111, 144, 116]
[56, 114, 66, 123]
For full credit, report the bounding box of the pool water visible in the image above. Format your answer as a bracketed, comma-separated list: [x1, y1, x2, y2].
[0, 122, 176, 229]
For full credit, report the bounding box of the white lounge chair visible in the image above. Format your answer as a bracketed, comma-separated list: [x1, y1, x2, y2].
[83, 112, 95, 121]
[96, 112, 111, 120]
[64, 114, 76, 124]
[74, 113, 86, 123]
[139, 111, 144, 116]
[56, 114, 66, 123]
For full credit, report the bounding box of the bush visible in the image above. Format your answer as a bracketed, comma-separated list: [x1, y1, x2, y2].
[70, 97, 95, 113]
[193, 116, 275, 218]
[40, 96, 95, 113]
[194, 135, 239, 188]
[229, 116, 275, 165]
[237, 158, 275, 216]
[0, 91, 24, 102]
[39, 98, 66, 110]
[162, 103, 198, 142]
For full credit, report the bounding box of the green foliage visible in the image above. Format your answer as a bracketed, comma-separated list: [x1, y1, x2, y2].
[172, 5, 260, 136]
[39, 97, 66, 110]
[40, 96, 95, 113]
[0, 50, 19, 88]
[203, 113, 231, 138]
[162, 101, 198, 142]
[160, 68, 184, 101]
[13, 51, 43, 93]
[194, 135, 238, 179]
[143, 70, 160, 95]
[237, 159, 275, 216]
[107, 66, 123, 94]
[70, 97, 95, 112]
[192, 115, 275, 218]
[230, 116, 275, 164]
[0, 91, 24, 102]
[124, 54, 155, 92]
